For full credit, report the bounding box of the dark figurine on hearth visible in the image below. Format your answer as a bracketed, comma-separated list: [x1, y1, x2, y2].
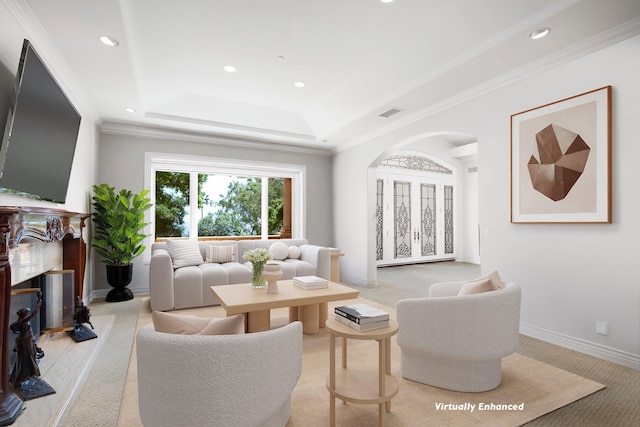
[67, 296, 97, 343]
[9, 291, 45, 387]
[74, 295, 93, 329]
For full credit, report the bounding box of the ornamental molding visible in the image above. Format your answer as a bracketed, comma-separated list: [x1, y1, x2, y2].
[379, 155, 453, 174]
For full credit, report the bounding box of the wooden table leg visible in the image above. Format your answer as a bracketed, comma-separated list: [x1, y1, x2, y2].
[329, 333, 336, 427]
[299, 303, 320, 334]
[247, 309, 270, 332]
[289, 306, 299, 322]
[319, 302, 328, 327]
[385, 337, 392, 411]
[378, 338, 386, 426]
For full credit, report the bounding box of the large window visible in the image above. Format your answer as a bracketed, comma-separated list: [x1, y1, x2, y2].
[145, 153, 305, 247]
[154, 173, 286, 238]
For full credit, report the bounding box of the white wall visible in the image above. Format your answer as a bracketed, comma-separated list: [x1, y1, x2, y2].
[480, 35, 640, 369]
[94, 131, 333, 298]
[462, 160, 480, 264]
[0, 2, 99, 301]
[333, 35, 640, 369]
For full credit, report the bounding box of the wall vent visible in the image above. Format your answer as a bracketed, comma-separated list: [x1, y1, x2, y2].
[468, 166, 478, 173]
[379, 108, 403, 118]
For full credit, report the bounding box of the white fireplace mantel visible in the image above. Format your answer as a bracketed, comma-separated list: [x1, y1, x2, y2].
[9, 241, 63, 287]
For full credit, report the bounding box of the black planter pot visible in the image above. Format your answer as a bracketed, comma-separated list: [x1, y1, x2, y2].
[105, 264, 134, 302]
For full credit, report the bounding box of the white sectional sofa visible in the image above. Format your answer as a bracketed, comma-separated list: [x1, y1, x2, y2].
[149, 238, 333, 311]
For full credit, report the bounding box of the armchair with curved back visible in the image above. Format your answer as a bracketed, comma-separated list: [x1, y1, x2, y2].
[396, 281, 521, 392]
[136, 320, 303, 427]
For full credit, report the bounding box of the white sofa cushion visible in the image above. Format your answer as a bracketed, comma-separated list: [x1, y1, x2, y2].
[166, 239, 204, 268]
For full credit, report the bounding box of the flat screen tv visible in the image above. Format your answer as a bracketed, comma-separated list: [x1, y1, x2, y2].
[0, 39, 81, 204]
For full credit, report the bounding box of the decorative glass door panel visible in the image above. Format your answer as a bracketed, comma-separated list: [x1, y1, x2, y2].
[421, 184, 436, 256]
[376, 179, 384, 261]
[393, 181, 412, 259]
[377, 167, 455, 266]
[444, 185, 454, 255]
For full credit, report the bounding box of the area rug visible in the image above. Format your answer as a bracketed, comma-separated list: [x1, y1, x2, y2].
[119, 298, 605, 427]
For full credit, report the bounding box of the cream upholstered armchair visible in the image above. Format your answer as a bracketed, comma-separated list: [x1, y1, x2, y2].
[136, 321, 303, 427]
[396, 280, 521, 392]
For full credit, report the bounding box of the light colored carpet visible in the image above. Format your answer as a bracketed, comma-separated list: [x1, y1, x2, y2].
[118, 297, 605, 427]
[56, 298, 141, 427]
[12, 314, 115, 427]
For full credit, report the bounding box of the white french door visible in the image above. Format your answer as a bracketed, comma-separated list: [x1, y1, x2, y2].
[376, 171, 455, 266]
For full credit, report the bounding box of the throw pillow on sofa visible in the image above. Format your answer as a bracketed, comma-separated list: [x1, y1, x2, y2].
[152, 311, 245, 335]
[269, 241, 290, 260]
[457, 270, 504, 296]
[198, 315, 245, 335]
[165, 239, 204, 268]
[288, 246, 301, 259]
[205, 244, 236, 263]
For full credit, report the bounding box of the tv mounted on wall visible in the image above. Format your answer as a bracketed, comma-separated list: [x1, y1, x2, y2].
[0, 39, 81, 204]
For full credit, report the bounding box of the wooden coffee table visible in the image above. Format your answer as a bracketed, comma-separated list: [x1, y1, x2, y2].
[210, 280, 359, 334]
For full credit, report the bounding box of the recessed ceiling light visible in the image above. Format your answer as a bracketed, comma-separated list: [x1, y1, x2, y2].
[125, 107, 136, 113]
[223, 65, 237, 73]
[529, 27, 551, 40]
[381, 0, 395, 3]
[99, 35, 119, 47]
[294, 81, 306, 88]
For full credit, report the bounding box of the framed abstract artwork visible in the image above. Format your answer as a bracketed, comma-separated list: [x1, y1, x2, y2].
[510, 86, 611, 223]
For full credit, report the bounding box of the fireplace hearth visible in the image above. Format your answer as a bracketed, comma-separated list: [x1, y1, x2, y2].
[1, 207, 89, 425]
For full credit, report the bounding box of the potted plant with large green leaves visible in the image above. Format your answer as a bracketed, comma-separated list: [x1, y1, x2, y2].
[92, 183, 152, 302]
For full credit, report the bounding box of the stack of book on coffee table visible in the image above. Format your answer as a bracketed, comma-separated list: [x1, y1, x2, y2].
[293, 275, 328, 290]
[334, 303, 390, 331]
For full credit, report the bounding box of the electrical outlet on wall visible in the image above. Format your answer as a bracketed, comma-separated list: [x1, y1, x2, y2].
[596, 321, 609, 336]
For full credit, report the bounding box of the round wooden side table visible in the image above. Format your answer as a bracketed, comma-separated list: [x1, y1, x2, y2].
[325, 317, 399, 427]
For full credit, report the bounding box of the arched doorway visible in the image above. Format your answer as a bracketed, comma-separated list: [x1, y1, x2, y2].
[375, 151, 457, 266]
[366, 132, 479, 284]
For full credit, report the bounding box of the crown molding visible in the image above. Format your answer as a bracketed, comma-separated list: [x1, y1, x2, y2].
[144, 111, 317, 144]
[334, 16, 640, 154]
[99, 121, 333, 156]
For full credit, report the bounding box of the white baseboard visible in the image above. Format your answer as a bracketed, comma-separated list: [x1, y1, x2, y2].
[339, 273, 375, 287]
[520, 323, 640, 371]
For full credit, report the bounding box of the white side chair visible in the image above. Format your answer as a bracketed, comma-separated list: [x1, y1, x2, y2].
[136, 321, 303, 427]
[396, 281, 521, 392]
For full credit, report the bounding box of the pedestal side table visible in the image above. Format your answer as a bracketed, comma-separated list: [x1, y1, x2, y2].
[325, 318, 399, 427]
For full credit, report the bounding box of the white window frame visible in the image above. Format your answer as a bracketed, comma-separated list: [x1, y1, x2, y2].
[143, 152, 306, 262]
